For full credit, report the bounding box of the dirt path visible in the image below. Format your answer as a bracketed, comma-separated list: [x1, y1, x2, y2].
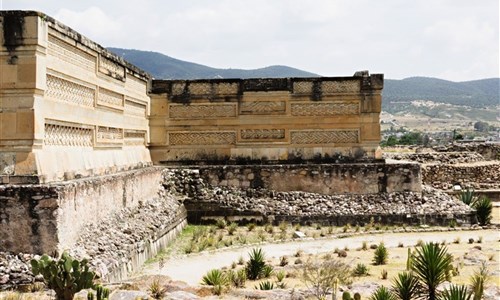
[138, 229, 499, 285]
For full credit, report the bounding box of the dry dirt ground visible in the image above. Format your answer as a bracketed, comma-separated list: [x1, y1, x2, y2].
[138, 228, 499, 297]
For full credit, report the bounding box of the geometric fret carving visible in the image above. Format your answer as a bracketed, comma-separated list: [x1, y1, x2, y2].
[45, 74, 95, 107]
[290, 130, 359, 144]
[169, 104, 237, 119]
[240, 101, 286, 115]
[125, 99, 147, 117]
[322, 80, 360, 93]
[188, 83, 212, 95]
[171, 83, 186, 96]
[169, 131, 236, 146]
[214, 83, 239, 94]
[47, 35, 96, 72]
[97, 88, 124, 109]
[96, 126, 123, 144]
[241, 129, 285, 140]
[98, 56, 125, 80]
[44, 121, 93, 147]
[291, 102, 359, 116]
[124, 130, 146, 146]
[292, 81, 313, 94]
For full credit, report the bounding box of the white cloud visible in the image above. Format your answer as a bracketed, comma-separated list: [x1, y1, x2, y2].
[2, 0, 498, 81]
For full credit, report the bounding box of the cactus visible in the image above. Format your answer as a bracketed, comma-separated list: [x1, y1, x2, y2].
[95, 284, 110, 300]
[406, 248, 413, 270]
[31, 252, 95, 300]
[342, 291, 352, 300]
[354, 292, 361, 300]
[332, 277, 339, 300]
[87, 292, 95, 300]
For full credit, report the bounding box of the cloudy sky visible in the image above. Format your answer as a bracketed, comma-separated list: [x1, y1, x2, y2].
[2, 0, 499, 81]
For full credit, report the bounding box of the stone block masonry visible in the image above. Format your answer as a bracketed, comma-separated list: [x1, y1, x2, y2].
[0, 167, 165, 254]
[0, 11, 151, 184]
[150, 72, 383, 164]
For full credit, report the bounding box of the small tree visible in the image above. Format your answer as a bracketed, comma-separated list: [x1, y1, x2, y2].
[373, 243, 389, 265]
[300, 258, 353, 300]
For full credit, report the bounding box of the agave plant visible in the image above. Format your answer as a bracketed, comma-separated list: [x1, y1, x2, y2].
[412, 242, 452, 300]
[391, 271, 420, 300]
[256, 280, 275, 290]
[458, 188, 476, 205]
[201, 268, 228, 295]
[470, 261, 491, 300]
[439, 285, 472, 300]
[246, 248, 266, 280]
[370, 286, 395, 300]
[472, 196, 492, 225]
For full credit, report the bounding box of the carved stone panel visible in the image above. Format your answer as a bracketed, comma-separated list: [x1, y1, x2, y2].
[169, 131, 236, 146]
[188, 83, 212, 95]
[169, 104, 237, 119]
[214, 82, 239, 94]
[321, 80, 360, 94]
[240, 129, 285, 140]
[124, 130, 146, 145]
[48, 35, 96, 72]
[98, 56, 125, 80]
[44, 120, 94, 147]
[290, 130, 359, 144]
[239, 101, 286, 115]
[97, 88, 124, 110]
[125, 98, 147, 117]
[45, 74, 95, 107]
[291, 102, 359, 116]
[96, 126, 123, 144]
[292, 81, 313, 94]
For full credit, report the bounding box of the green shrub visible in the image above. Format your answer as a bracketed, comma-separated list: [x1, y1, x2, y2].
[227, 269, 246, 288]
[370, 286, 395, 300]
[246, 248, 266, 280]
[343, 291, 352, 300]
[470, 261, 491, 300]
[256, 280, 274, 290]
[440, 285, 472, 300]
[373, 243, 388, 265]
[262, 265, 274, 278]
[472, 196, 492, 225]
[201, 269, 228, 295]
[147, 279, 166, 299]
[227, 222, 238, 235]
[391, 271, 419, 300]
[353, 263, 370, 276]
[215, 218, 227, 229]
[31, 252, 95, 300]
[247, 223, 256, 231]
[459, 189, 477, 205]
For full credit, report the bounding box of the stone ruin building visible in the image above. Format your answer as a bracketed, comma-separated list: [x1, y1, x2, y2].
[0, 11, 483, 282]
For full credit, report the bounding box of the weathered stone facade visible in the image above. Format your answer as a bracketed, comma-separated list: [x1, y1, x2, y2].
[0, 11, 151, 184]
[150, 74, 383, 164]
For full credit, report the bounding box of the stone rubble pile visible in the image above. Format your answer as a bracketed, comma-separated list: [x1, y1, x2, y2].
[384, 151, 485, 164]
[0, 179, 184, 290]
[168, 169, 474, 220]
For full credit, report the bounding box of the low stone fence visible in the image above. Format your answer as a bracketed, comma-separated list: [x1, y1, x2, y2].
[185, 160, 422, 195]
[384, 151, 485, 164]
[0, 167, 164, 254]
[422, 162, 500, 190]
[165, 169, 475, 227]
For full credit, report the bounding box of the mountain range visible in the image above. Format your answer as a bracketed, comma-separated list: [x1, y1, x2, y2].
[108, 47, 499, 111]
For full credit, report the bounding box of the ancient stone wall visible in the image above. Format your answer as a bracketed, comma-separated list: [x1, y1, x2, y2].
[0, 11, 151, 184]
[422, 161, 500, 191]
[193, 160, 421, 194]
[0, 167, 164, 254]
[150, 73, 383, 164]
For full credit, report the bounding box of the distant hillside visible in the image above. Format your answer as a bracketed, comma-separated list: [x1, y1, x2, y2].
[107, 47, 319, 79]
[384, 77, 499, 109]
[108, 47, 499, 110]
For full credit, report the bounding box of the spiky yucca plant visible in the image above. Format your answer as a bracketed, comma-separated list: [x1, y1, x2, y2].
[370, 286, 395, 300]
[412, 242, 452, 300]
[391, 271, 420, 300]
[439, 285, 472, 300]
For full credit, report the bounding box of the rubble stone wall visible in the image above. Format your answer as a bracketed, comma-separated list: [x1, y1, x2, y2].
[422, 162, 500, 190]
[0, 167, 165, 254]
[195, 161, 421, 194]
